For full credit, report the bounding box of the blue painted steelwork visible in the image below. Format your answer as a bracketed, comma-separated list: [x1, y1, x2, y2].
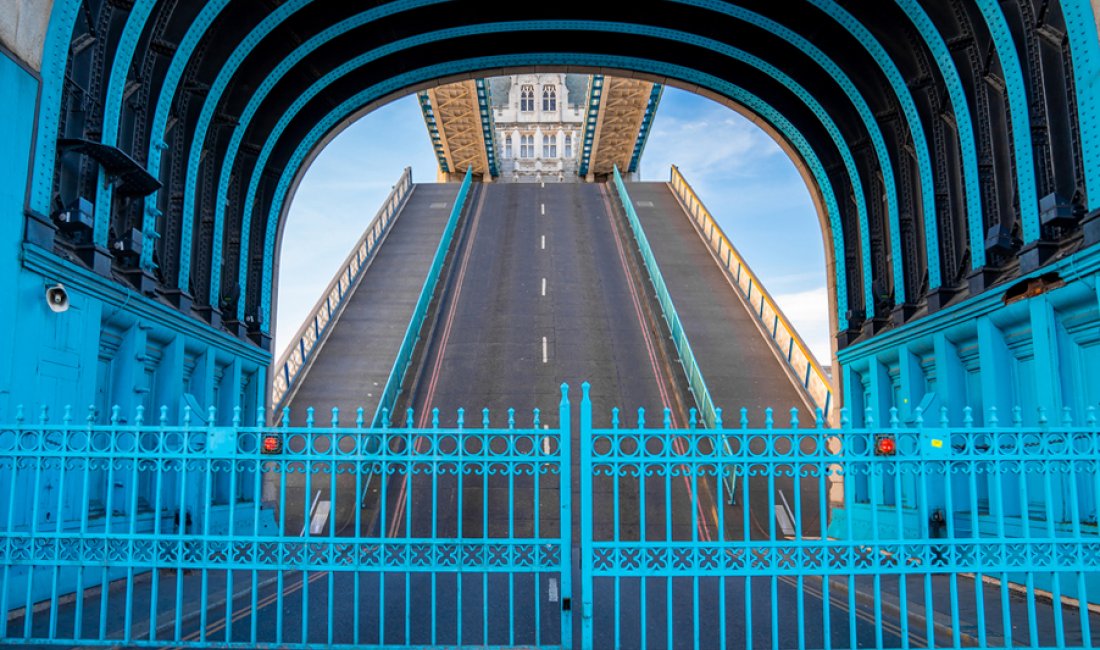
[271, 168, 414, 411]
[475, 78, 499, 177]
[576, 382, 1100, 649]
[1062, 0, 1100, 209]
[611, 166, 719, 429]
[577, 75, 603, 178]
[373, 168, 472, 426]
[668, 165, 833, 418]
[626, 84, 662, 174]
[678, 0, 940, 294]
[258, 55, 852, 333]
[894, 0, 985, 270]
[0, 392, 571, 647]
[93, 0, 158, 251]
[417, 92, 451, 174]
[973, 0, 1039, 243]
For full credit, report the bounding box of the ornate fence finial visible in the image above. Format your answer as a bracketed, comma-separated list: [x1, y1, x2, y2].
[306, 407, 315, 428]
[740, 407, 749, 429]
[716, 407, 724, 429]
[611, 407, 620, 430]
[637, 407, 645, 430]
[356, 407, 364, 428]
[482, 408, 490, 429]
[434, 408, 441, 429]
[814, 407, 823, 428]
[839, 407, 849, 428]
[987, 405, 998, 427]
[135, 405, 145, 426]
[232, 405, 241, 427]
[939, 407, 949, 428]
[1062, 406, 1073, 427]
[63, 405, 72, 426]
[1012, 405, 1022, 426]
[765, 408, 774, 429]
[790, 407, 800, 429]
[963, 406, 972, 427]
[111, 405, 120, 426]
[457, 407, 465, 429]
[406, 408, 415, 429]
[689, 408, 697, 429]
[380, 407, 390, 429]
[508, 408, 515, 430]
[864, 407, 874, 428]
[533, 408, 540, 428]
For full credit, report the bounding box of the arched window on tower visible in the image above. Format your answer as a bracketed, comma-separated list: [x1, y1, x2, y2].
[564, 133, 573, 158]
[542, 85, 557, 112]
[520, 85, 535, 112]
[521, 134, 534, 158]
[543, 134, 557, 158]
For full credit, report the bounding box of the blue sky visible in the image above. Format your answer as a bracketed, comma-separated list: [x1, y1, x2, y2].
[277, 87, 831, 363]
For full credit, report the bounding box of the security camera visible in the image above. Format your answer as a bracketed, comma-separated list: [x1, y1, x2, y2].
[46, 284, 69, 313]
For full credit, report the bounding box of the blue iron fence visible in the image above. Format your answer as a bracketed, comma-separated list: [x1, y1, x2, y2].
[271, 167, 414, 411]
[0, 385, 571, 648]
[2, 383, 1098, 648]
[577, 383, 1100, 649]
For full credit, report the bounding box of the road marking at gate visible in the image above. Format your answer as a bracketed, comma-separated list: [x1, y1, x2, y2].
[541, 278, 546, 296]
[541, 203, 545, 215]
[541, 235, 545, 250]
[776, 489, 795, 536]
[600, 183, 717, 542]
[542, 337, 548, 363]
[548, 578, 559, 603]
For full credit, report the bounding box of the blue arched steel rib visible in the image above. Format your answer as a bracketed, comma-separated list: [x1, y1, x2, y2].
[92, 0, 158, 249]
[894, 0, 985, 270]
[804, 0, 944, 290]
[142, 1, 233, 271]
[1062, 0, 1100, 209]
[232, 21, 874, 323]
[178, 0, 446, 298]
[974, 0, 1039, 243]
[29, 0, 83, 217]
[258, 55, 850, 332]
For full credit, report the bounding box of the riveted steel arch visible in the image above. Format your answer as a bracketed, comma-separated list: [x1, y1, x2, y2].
[223, 20, 876, 326]
[257, 55, 852, 333]
[31, 0, 1100, 354]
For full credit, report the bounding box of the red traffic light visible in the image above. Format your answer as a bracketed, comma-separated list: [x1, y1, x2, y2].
[874, 435, 896, 456]
[262, 434, 282, 455]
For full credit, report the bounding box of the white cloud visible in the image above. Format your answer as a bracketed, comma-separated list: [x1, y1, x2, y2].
[771, 287, 833, 364]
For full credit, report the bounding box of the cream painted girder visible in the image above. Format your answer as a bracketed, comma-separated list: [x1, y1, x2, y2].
[587, 77, 653, 177]
[427, 80, 490, 177]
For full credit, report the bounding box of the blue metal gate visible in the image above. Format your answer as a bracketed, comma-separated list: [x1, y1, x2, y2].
[3, 385, 1100, 648]
[0, 393, 572, 647]
[577, 383, 1100, 648]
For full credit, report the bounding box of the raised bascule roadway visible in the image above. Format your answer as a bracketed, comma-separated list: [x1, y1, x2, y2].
[4, 2, 1100, 648]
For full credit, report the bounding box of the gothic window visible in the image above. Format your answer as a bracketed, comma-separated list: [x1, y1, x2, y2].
[521, 134, 534, 158]
[520, 85, 535, 112]
[542, 85, 557, 111]
[564, 133, 573, 158]
[543, 134, 557, 158]
[504, 135, 512, 158]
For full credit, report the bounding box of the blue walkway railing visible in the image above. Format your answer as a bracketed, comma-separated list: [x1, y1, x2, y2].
[373, 167, 472, 426]
[271, 167, 414, 411]
[612, 166, 719, 429]
[668, 165, 834, 418]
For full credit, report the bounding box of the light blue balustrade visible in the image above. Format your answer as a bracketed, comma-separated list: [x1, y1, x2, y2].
[374, 168, 472, 426]
[271, 168, 414, 411]
[611, 166, 719, 430]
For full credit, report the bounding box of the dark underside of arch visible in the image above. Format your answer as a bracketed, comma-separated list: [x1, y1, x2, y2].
[36, 0, 1092, 351]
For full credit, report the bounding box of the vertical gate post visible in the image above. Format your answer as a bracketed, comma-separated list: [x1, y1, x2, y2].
[558, 383, 573, 649]
[579, 382, 593, 647]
